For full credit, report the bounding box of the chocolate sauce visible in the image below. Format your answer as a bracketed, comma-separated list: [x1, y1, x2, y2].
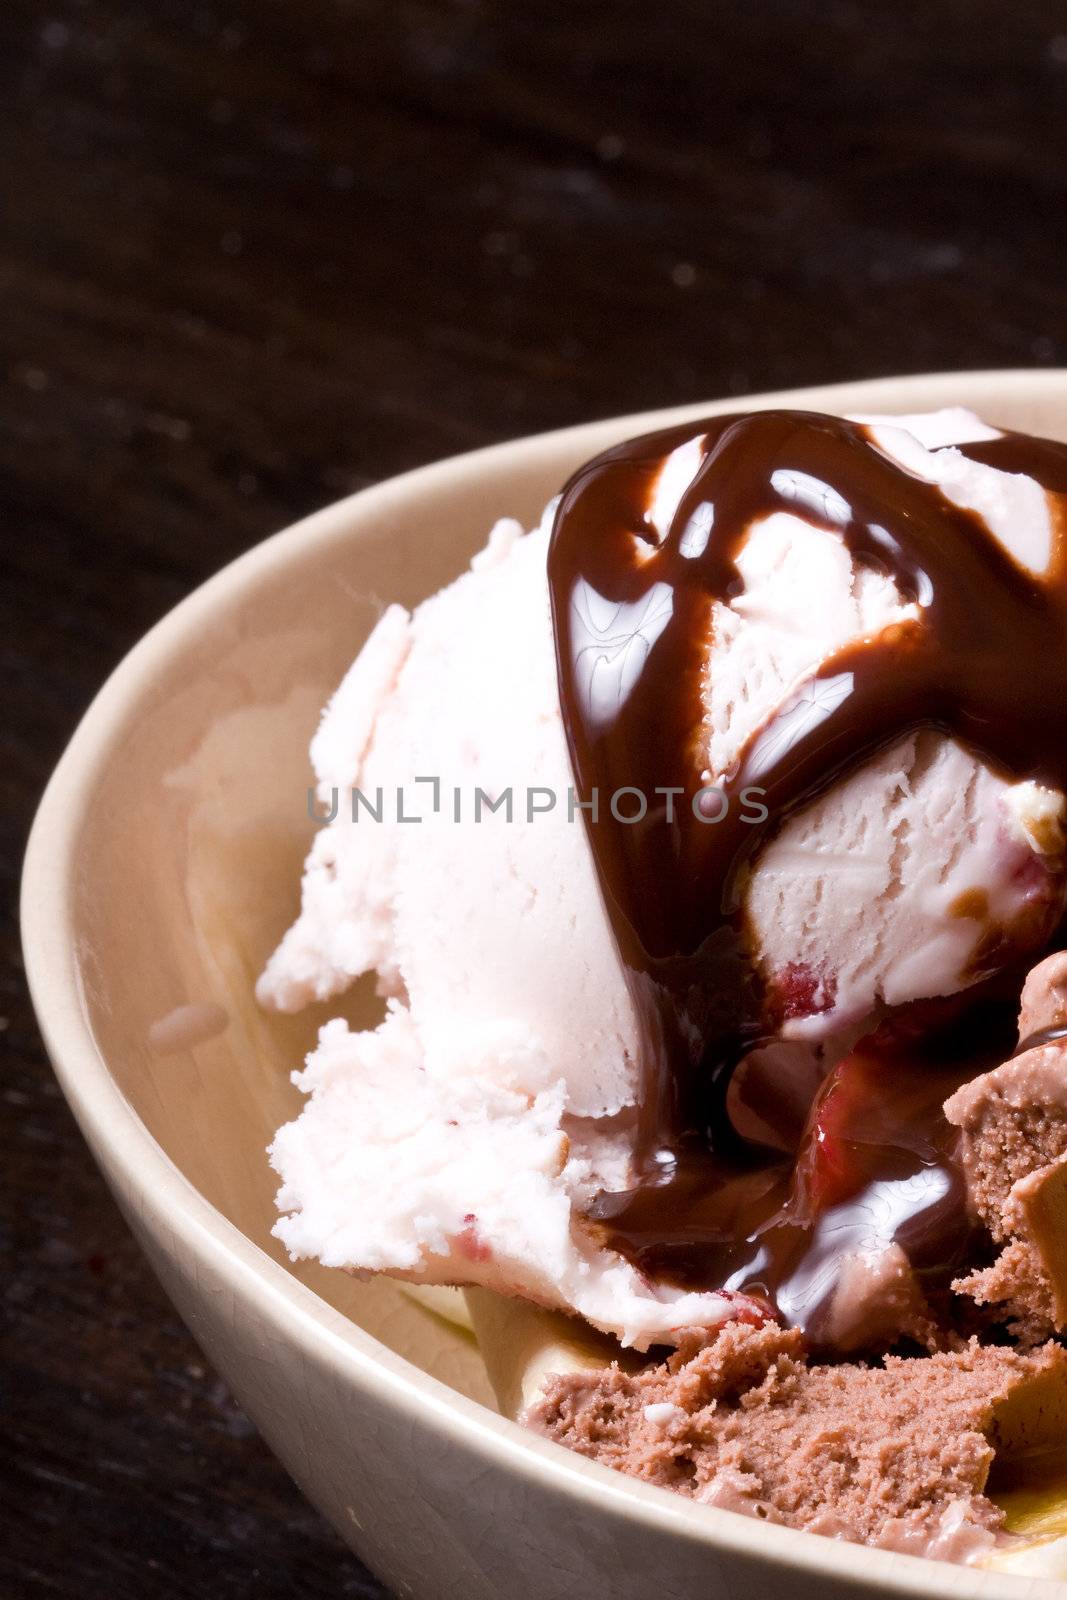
[1016, 1022, 1067, 1057]
[547, 410, 1067, 1344]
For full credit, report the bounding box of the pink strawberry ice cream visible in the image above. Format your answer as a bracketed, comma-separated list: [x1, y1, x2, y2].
[257, 406, 1066, 1349]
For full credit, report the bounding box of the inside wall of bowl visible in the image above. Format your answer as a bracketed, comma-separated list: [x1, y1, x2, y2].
[63, 466, 558, 1408]
[64, 374, 1067, 1408]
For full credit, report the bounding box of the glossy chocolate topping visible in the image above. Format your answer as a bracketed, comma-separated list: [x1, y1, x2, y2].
[547, 410, 1067, 1345]
[1015, 1022, 1067, 1057]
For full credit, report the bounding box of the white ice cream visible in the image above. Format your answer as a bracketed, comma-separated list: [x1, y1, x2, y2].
[258, 408, 1065, 1348]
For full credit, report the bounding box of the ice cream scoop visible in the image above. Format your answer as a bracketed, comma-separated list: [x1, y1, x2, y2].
[260, 405, 1067, 1350]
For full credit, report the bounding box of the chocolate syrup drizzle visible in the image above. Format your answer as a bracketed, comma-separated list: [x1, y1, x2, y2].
[547, 410, 1067, 1345]
[1015, 1022, 1067, 1057]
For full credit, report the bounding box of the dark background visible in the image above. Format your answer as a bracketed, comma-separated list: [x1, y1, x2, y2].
[4, 2, 1067, 1595]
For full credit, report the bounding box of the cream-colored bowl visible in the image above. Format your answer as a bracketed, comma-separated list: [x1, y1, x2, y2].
[23, 371, 1067, 1600]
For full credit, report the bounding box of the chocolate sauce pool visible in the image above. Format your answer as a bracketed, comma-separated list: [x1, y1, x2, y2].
[547, 410, 1067, 1345]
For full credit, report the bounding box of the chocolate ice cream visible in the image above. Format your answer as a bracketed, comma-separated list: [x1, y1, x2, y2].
[529, 1323, 1067, 1562]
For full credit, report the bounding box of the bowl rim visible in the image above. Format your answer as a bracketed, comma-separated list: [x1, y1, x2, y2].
[23, 369, 1067, 1599]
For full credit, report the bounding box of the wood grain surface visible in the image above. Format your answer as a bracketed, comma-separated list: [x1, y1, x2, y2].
[5, 2, 1067, 1595]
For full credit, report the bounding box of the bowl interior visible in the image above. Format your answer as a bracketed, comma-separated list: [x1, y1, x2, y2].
[57, 370, 1067, 1423]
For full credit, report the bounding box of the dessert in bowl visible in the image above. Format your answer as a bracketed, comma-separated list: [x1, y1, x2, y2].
[22, 371, 1067, 1600]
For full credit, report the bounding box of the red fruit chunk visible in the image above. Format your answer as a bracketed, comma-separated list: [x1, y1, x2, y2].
[774, 962, 838, 1022]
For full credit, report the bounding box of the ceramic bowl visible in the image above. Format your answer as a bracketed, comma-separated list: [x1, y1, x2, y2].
[23, 371, 1067, 1600]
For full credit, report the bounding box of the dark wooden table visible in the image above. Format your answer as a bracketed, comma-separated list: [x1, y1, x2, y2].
[5, 2, 1067, 1594]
